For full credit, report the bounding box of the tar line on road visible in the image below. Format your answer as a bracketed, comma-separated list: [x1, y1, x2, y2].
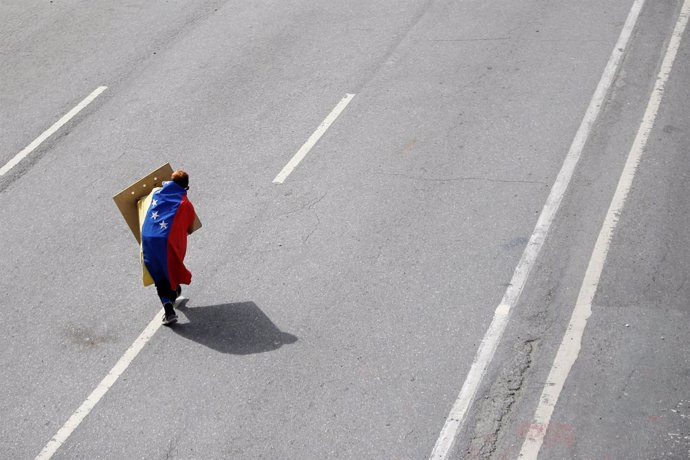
[518, 1, 690, 458]
[0, 86, 107, 177]
[428, 0, 647, 458]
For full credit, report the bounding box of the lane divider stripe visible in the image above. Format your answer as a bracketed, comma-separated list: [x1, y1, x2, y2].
[519, 1, 690, 457]
[273, 93, 355, 184]
[429, 0, 647, 457]
[0, 86, 107, 177]
[36, 310, 164, 460]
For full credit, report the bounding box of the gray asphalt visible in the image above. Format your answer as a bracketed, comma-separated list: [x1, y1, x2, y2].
[454, 1, 690, 458]
[0, 0, 687, 459]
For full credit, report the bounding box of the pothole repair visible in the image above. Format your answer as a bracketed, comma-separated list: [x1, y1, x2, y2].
[465, 338, 538, 459]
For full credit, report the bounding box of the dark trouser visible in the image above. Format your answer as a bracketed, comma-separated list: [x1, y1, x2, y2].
[154, 279, 178, 306]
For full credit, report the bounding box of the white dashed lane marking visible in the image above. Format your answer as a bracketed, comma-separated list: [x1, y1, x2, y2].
[0, 86, 107, 177]
[273, 93, 355, 184]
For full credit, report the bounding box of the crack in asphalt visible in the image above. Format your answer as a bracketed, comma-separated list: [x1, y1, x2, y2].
[373, 172, 549, 186]
[465, 338, 538, 459]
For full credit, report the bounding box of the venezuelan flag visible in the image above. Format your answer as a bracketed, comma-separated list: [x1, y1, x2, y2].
[138, 181, 195, 289]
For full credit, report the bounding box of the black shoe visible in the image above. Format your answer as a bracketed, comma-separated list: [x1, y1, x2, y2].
[162, 312, 178, 325]
[162, 303, 178, 325]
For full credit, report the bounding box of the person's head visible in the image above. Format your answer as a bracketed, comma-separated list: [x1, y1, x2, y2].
[171, 170, 189, 189]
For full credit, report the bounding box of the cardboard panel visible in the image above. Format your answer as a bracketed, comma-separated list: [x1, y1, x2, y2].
[113, 163, 202, 243]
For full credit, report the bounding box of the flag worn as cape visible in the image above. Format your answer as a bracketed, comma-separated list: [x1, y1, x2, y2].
[139, 181, 195, 290]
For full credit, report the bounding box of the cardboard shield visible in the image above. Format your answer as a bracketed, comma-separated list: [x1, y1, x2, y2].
[112, 163, 202, 244]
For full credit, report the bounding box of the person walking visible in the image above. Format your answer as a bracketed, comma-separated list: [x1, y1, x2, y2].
[140, 170, 196, 325]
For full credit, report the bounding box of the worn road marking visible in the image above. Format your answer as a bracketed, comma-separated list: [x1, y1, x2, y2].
[272, 93, 355, 184]
[429, 0, 647, 458]
[0, 86, 107, 176]
[519, 1, 690, 458]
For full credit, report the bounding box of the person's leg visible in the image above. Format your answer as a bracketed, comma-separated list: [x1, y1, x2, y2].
[155, 280, 178, 325]
[155, 281, 176, 304]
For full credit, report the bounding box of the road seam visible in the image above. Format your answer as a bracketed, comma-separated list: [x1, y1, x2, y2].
[428, 0, 647, 457]
[518, 0, 690, 457]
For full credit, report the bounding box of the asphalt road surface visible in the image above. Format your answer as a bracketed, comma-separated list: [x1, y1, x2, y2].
[1, 1, 688, 459]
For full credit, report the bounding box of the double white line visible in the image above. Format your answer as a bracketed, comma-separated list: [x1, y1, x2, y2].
[519, 0, 690, 457]
[430, 0, 648, 457]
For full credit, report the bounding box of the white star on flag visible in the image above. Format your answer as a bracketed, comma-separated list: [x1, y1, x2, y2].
[151, 199, 158, 207]
[151, 211, 159, 220]
[159, 220, 168, 230]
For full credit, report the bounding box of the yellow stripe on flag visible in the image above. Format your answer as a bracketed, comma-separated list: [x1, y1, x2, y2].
[137, 188, 161, 287]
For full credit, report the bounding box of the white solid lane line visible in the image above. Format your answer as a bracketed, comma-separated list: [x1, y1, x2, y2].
[0, 86, 107, 177]
[272, 93, 355, 184]
[36, 309, 165, 460]
[519, 1, 690, 458]
[428, 0, 647, 458]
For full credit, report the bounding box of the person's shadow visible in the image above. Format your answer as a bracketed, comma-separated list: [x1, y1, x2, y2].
[171, 300, 297, 354]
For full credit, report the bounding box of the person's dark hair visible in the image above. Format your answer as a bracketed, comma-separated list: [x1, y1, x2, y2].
[171, 170, 189, 189]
